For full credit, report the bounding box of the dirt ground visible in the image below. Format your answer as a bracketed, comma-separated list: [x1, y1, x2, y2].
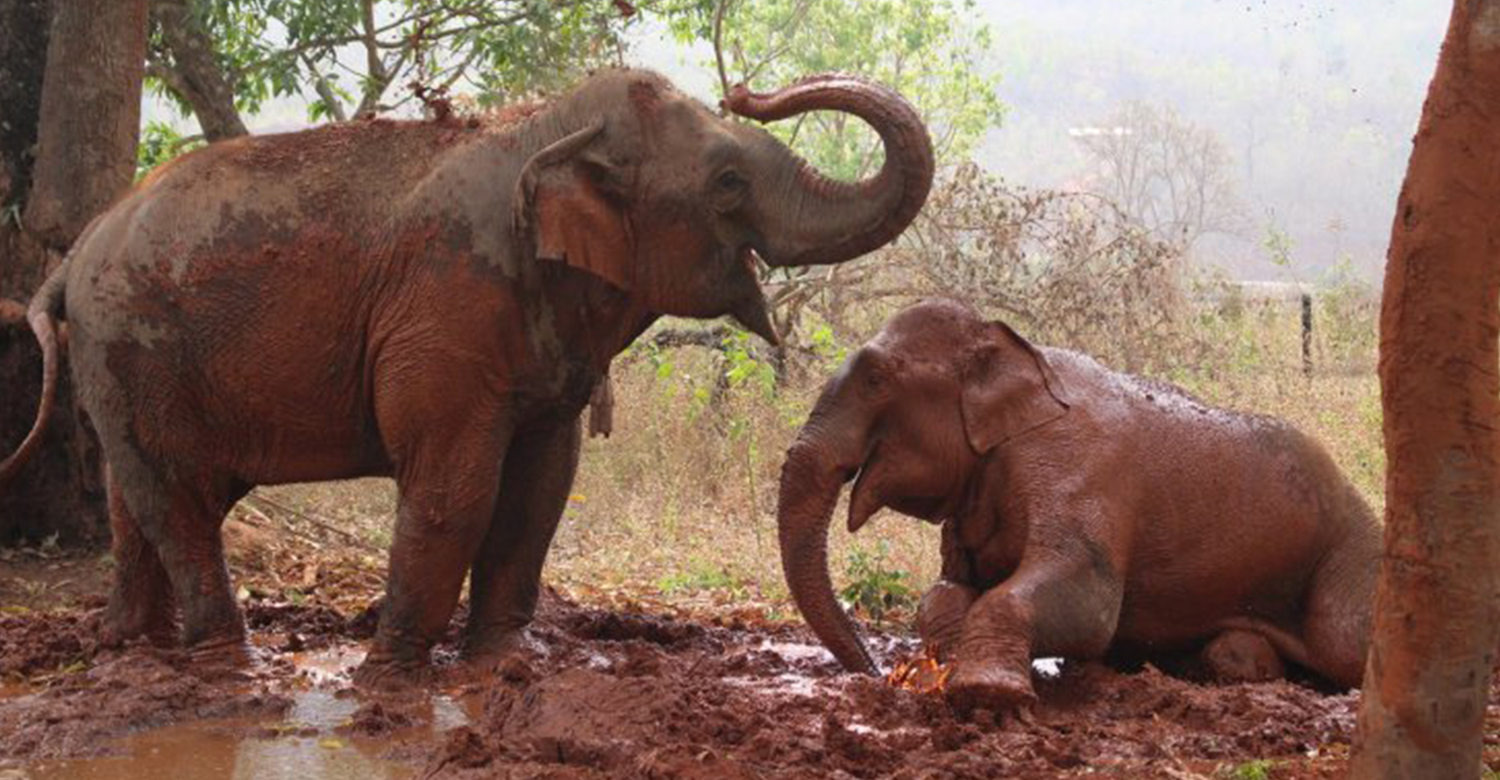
[0, 529, 1496, 780]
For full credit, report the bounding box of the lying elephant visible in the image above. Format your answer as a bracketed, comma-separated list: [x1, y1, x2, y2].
[776, 299, 1380, 711]
[0, 69, 933, 686]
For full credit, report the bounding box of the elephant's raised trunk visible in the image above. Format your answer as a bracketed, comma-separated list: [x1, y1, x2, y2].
[724, 74, 934, 268]
[777, 433, 878, 675]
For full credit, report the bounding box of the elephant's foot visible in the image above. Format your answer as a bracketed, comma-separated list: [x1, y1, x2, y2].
[1203, 629, 1285, 683]
[945, 659, 1037, 719]
[353, 644, 433, 691]
[458, 625, 534, 675]
[101, 605, 179, 650]
[352, 657, 432, 690]
[185, 631, 256, 679]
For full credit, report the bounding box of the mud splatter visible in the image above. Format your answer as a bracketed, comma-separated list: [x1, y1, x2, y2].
[0, 589, 1495, 779]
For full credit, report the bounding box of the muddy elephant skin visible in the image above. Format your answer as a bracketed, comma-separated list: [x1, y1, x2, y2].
[0, 69, 934, 686]
[777, 299, 1379, 711]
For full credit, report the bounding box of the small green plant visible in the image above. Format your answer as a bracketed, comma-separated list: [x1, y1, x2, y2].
[1262, 224, 1295, 269]
[839, 541, 917, 622]
[657, 558, 748, 599]
[721, 329, 776, 396]
[1221, 758, 1275, 780]
[810, 324, 848, 369]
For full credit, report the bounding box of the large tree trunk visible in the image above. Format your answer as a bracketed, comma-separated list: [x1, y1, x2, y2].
[24, 0, 150, 250]
[1348, 0, 1500, 776]
[0, 0, 55, 297]
[0, 0, 148, 546]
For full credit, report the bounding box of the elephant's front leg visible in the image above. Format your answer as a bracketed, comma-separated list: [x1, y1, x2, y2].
[919, 521, 980, 662]
[462, 418, 581, 667]
[946, 537, 1125, 714]
[916, 581, 978, 662]
[353, 416, 511, 689]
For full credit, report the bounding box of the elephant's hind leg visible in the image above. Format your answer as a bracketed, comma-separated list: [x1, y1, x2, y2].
[105, 450, 249, 666]
[1299, 543, 1378, 689]
[101, 465, 177, 648]
[462, 418, 581, 667]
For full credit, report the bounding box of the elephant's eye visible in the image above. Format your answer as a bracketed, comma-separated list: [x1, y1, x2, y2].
[711, 169, 749, 213]
[716, 169, 747, 192]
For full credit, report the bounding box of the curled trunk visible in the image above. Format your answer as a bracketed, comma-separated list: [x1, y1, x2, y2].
[725, 74, 934, 268]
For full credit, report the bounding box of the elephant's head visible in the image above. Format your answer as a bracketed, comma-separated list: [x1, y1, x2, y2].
[515, 70, 934, 342]
[776, 300, 1070, 673]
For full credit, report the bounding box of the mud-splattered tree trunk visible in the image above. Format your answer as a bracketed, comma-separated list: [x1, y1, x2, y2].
[0, 0, 148, 545]
[1349, 0, 1500, 776]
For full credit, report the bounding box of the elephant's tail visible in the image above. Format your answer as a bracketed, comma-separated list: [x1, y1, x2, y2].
[0, 263, 68, 489]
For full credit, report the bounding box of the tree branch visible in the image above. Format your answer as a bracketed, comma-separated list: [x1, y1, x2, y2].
[149, 0, 247, 141]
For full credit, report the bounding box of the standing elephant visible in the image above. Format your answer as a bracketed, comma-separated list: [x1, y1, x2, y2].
[776, 299, 1379, 711]
[0, 69, 933, 687]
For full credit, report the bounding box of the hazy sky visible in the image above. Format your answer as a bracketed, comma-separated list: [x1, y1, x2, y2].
[965, 0, 1449, 280]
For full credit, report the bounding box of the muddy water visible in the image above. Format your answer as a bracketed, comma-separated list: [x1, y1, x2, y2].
[26, 697, 408, 780]
[16, 646, 478, 780]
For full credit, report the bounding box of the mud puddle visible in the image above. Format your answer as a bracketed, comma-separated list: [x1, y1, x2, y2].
[24, 691, 412, 780]
[0, 607, 482, 779]
[1, 591, 1495, 779]
[9, 641, 486, 780]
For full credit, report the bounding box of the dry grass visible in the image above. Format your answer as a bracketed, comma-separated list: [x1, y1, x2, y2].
[239, 290, 1382, 621]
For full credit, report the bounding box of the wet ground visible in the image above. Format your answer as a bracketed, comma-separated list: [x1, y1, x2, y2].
[0, 552, 1496, 779]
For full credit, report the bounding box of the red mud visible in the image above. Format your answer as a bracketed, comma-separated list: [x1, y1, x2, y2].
[1, 588, 1496, 778]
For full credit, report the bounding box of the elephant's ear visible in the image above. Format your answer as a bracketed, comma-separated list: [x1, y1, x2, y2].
[514, 121, 634, 292]
[960, 321, 1070, 454]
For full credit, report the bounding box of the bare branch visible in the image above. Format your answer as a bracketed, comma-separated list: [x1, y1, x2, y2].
[713, 0, 733, 103]
[302, 56, 347, 122]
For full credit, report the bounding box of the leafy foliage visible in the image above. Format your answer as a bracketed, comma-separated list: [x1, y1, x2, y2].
[839, 541, 916, 622]
[149, 0, 652, 122]
[135, 121, 205, 180]
[668, 0, 1002, 176]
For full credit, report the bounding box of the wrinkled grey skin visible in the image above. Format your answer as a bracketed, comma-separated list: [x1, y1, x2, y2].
[777, 299, 1380, 712]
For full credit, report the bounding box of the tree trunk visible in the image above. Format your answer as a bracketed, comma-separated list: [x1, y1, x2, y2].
[0, 0, 148, 546]
[0, 0, 55, 297]
[1348, 1, 1500, 776]
[23, 0, 149, 250]
[148, 0, 246, 142]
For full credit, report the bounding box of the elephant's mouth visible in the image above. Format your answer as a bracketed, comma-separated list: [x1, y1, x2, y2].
[848, 448, 966, 530]
[888, 495, 953, 525]
[727, 245, 779, 346]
